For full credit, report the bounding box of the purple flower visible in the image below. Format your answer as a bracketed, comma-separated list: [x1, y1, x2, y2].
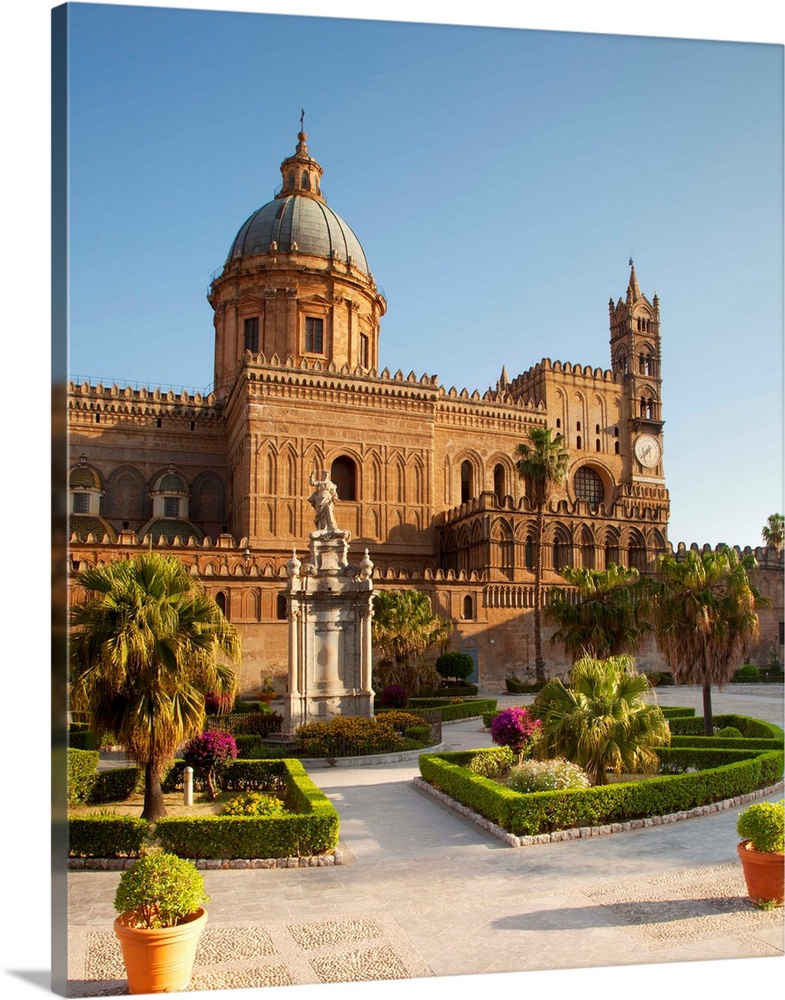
[490, 707, 542, 756]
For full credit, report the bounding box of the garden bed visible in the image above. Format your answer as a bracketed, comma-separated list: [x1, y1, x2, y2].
[417, 713, 784, 839]
[68, 758, 340, 862]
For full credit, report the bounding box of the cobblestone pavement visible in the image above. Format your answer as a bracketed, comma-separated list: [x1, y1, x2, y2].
[66, 685, 784, 996]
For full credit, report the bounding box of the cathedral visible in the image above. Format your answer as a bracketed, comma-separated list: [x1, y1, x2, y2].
[67, 129, 783, 692]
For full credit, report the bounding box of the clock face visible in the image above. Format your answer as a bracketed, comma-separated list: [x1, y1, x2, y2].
[634, 434, 661, 469]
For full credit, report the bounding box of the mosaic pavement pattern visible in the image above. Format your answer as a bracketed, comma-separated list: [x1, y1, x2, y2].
[67, 863, 783, 996]
[67, 914, 433, 996]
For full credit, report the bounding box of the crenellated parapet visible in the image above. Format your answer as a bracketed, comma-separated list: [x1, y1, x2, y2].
[669, 540, 785, 568]
[68, 380, 224, 425]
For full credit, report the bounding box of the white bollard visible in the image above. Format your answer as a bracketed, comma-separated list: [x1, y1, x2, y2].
[183, 766, 194, 806]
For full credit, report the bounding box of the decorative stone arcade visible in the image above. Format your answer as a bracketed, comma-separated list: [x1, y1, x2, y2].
[282, 471, 375, 736]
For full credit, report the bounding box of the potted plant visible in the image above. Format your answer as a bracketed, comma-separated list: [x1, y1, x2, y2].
[736, 799, 784, 907]
[257, 673, 277, 705]
[113, 852, 210, 994]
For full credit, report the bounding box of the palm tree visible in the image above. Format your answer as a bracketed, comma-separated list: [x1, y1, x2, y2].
[531, 654, 670, 786]
[648, 546, 769, 735]
[371, 589, 452, 695]
[546, 563, 649, 662]
[762, 514, 784, 551]
[515, 427, 570, 681]
[69, 552, 241, 820]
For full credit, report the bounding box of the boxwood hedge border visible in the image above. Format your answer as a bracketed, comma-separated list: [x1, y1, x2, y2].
[417, 713, 783, 841]
[67, 758, 340, 864]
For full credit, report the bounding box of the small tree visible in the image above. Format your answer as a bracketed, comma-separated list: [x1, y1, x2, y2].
[490, 706, 542, 763]
[435, 651, 474, 684]
[546, 564, 648, 662]
[182, 730, 238, 801]
[515, 427, 570, 682]
[372, 589, 452, 695]
[531, 654, 670, 786]
[649, 546, 769, 734]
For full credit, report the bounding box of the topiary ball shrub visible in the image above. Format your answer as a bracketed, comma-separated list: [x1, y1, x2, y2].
[183, 731, 238, 801]
[114, 853, 209, 928]
[435, 651, 474, 683]
[716, 726, 744, 739]
[221, 791, 287, 817]
[506, 757, 591, 793]
[379, 684, 409, 709]
[737, 800, 785, 853]
[490, 706, 542, 761]
[735, 664, 761, 681]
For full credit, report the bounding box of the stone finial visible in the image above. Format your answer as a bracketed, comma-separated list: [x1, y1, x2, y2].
[358, 549, 374, 580]
[285, 549, 301, 579]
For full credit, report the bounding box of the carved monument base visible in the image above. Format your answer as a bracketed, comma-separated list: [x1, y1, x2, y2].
[282, 529, 375, 737]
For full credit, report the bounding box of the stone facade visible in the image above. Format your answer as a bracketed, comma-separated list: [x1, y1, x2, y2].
[67, 131, 784, 694]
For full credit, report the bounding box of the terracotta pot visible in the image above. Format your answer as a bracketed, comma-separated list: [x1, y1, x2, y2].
[737, 841, 785, 906]
[113, 907, 207, 994]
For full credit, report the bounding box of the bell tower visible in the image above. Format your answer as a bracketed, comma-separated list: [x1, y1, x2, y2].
[609, 262, 665, 483]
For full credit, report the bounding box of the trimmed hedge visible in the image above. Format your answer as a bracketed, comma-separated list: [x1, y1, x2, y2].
[68, 749, 100, 805]
[408, 698, 497, 722]
[155, 760, 339, 859]
[91, 767, 144, 803]
[505, 678, 546, 694]
[68, 724, 100, 751]
[69, 816, 149, 858]
[669, 714, 785, 740]
[660, 707, 696, 719]
[418, 742, 784, 837]
[670, 736, 782, 752]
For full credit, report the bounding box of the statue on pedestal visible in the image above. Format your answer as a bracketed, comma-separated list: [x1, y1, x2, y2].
[308, 470, 340, 534]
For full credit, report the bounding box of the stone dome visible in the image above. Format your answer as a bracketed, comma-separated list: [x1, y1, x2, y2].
[225, 129, 370, 274]
[227, 195, 369, 273]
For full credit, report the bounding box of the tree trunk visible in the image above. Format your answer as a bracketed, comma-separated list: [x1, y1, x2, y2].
[141, 760, 168, 821]
[534, 504, 546, 683]
[701, 677, 714, 736]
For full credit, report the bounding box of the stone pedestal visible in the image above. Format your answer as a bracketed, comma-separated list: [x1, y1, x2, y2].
[282, 529, 374, 736]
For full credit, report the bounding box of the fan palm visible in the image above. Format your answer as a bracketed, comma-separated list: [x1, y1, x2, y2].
[515, 427, 570, 681]
[372, 589, 452, 695]
[531, 654, 670, 785]
[762, 513, 784, 551]
[547, 563, 648, 662]
[69, 552, 241, 820]
[648, 546, 768, 734]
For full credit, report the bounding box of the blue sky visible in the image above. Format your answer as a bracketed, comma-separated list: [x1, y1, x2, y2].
[61, 4, 783, 552]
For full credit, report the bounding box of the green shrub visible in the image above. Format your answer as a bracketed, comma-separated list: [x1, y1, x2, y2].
[114, 853, 209, 928]
[468, 746, 514, 778]
[507, 758, 591, 793]
[403, 725, 431, 744]
[735, 664, 761, 680]
[296, 716, 403, 757]
[91, 767, 144, 803]
[716, 726, 744, 739]
[221, 791, 287, 817]
[69, 815, 149, 858]
[435, 651, 474, 682]
[661, 707, 696, 719]
[69, 725, 100, 751]
[408, 697, 497, 722]
[737, 800, 784, 853]
[67, 748, 99, 805]
[373, 710, 429, 733]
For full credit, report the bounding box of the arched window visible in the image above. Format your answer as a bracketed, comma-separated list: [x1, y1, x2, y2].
[301, 170, 310, 190]
[276, 593, 288, 620]
[460, 460, 473, 504]
[574, 467, 604, 509]
[330, 456, 356, 501]
[552, 535, 570, 572]
[462, 595, 474, 620]
[524, 537, 534, 570]
[215, 591, 227, 617]
[493, 464, 505, 505]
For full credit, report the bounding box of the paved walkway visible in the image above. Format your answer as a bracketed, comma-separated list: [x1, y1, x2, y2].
[66, 685, 784, 995]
